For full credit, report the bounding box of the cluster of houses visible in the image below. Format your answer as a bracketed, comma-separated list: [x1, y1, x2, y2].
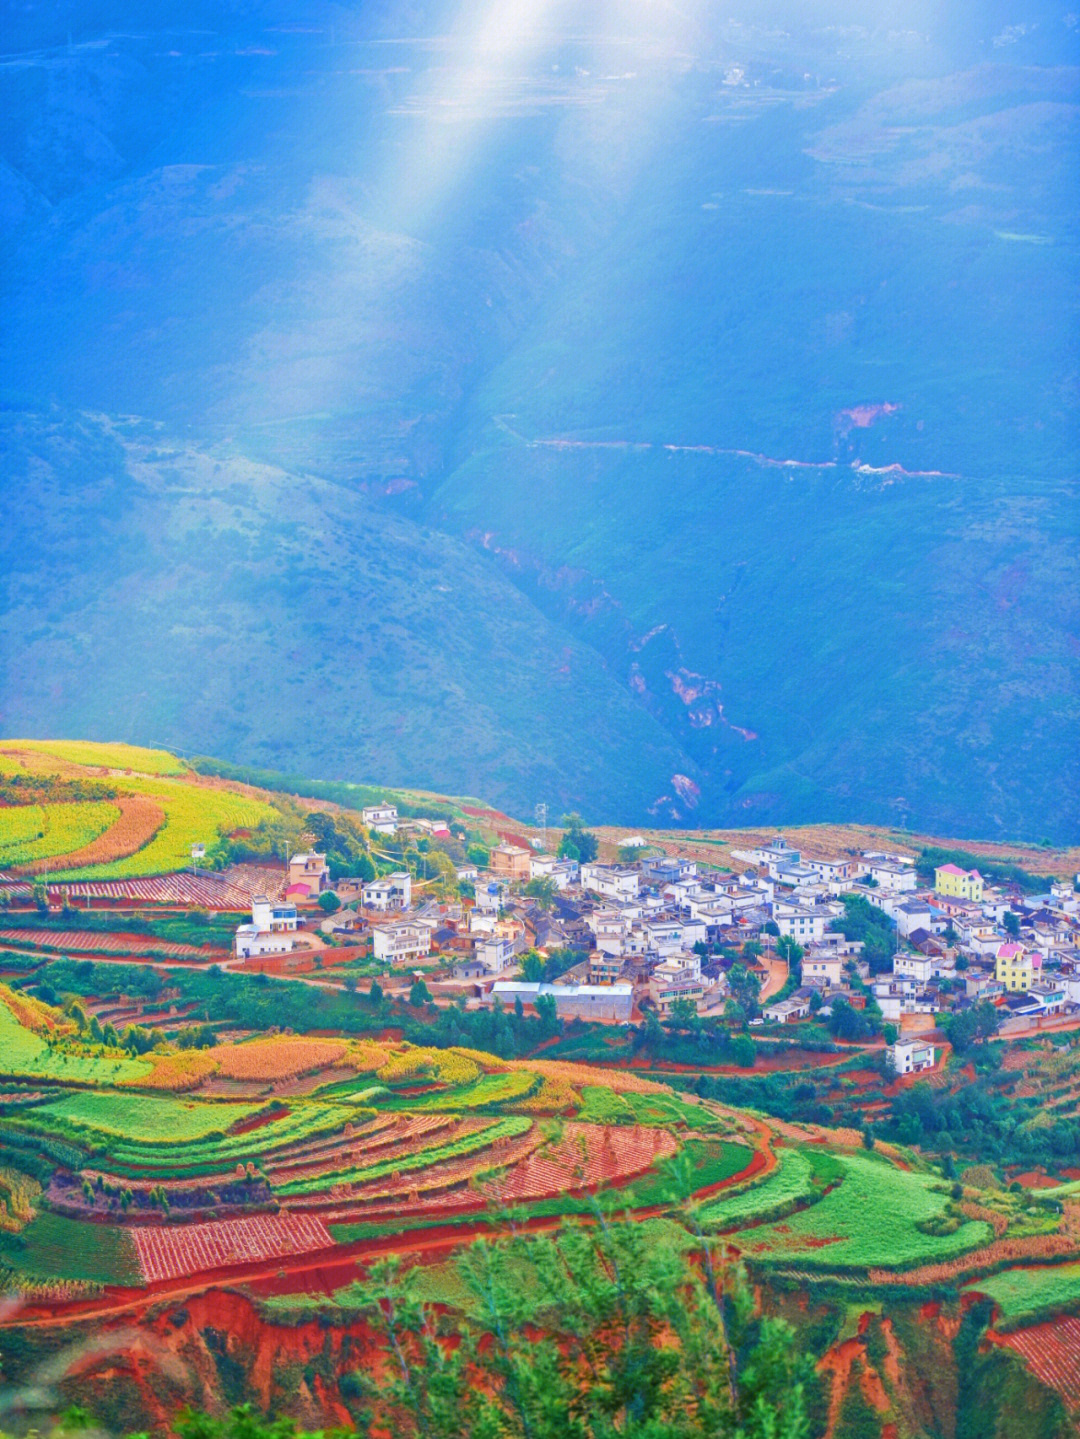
[231, 814, 1080, 1067]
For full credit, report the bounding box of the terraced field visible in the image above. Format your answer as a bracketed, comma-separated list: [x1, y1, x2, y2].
[0, 741, 276, 880]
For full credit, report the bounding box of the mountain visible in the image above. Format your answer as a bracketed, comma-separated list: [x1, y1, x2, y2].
[1, 1, 1077, 839]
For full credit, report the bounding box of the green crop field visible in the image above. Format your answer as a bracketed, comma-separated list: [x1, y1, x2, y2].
[0, 801, 120, 865]
[742, 1153, 993, 1271]
[0, 1003, 151, 1085]
[699, 1146, 817, 1228]
[40, 1091, 261, 1144]
[273, 1116, 533, 1197]
[976, 1263, 1080, 1321]
[0, 1210, 140, 1285]
[409, 1070, 537, 1111]
[1, 740, 185, 776]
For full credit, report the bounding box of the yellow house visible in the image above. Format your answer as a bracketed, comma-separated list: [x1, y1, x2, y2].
[935, 863, 984, 902]
[995, 944, 1037, 992]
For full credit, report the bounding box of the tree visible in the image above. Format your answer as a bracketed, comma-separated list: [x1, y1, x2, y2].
[1003, 910, 1020, 938]
[348, 1213, 813, 1439]
[317, 890, 340, 914]
[557, 813, 598, 864]
[409, 979, 431, 1007]
[732, 1034, 756, 1068]
[521, 950, 545, 983]
[727, 963, 761, 1019]
[535, 992, 559, 1040]
[466, 842, 491, 868]
[524, 876, 556, 908]
[368, 979, 384, 1005]
[667, 997, 701, 1033]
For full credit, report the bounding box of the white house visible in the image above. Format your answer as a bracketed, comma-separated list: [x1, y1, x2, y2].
[487, 981, 634, 1022]
[894, 952, 935, 985]
[234, 924, 295, 960]
[801, 952, 844, 987]
[235, 895, 300, 959]
[475, 935, 515, 974]
[250, 896, 298, 933]
[372, 921, 431, 965]
[771, 904, 827, 944]
[580, 864, 641, 902]
[362, 871, 412, 912]
[764, 995, 812, 1024]
[361, 804, 399, 835]
[887, 1039, 936, 1075]
[867, 860, 918, 893]
[474, 879, 506, 914]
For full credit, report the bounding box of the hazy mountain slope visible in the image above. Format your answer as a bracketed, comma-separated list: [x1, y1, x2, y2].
[0, 412, 697, 817]
[0, 2, 1076, 838]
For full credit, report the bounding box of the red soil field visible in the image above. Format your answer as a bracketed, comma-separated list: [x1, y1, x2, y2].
[132, 1213, 333, 1283]
[0, 928, 215, 959]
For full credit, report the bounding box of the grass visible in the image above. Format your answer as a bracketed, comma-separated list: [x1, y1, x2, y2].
[741, 1152, 994, 1271]
[0, 1210, 140, 1284]
[0, 802, 119, 865]
[1, 741, 185, 775]
[976, 1263, 1080, 1322]
[39, 1090, 260, 1144]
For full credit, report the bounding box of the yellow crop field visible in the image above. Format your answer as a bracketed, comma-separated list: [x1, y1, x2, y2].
[0, 801, 120, 866]
[213, 1038, 349, 1081]
[130, 1050, 222, 1091]
[50, 776, 277, 880]
[0, 740, 185, 775]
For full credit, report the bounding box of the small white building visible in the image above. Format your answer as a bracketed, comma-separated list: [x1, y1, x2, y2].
[802, 952, 844, 987]
[474, 879, 506, 914]
[362, 871, 413, 912]
[581, 864, 641, 902]
[475, 935, 515, 973]
[772, 904, 827, 944]
[361, 803, 399, 835]
[250, 895, 298, 933]
[887, 1039, 936, 1076]
[764, 995, 812, 1024]
[894, 952, 935, 984]
[372, 921, 431, 965]
[487, 980, 634, 1022]
[866, 860, 918, 894]
[235, 896, 299, 959]
[234, 924, 295, 960]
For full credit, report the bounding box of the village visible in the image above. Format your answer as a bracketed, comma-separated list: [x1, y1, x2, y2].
[226, 807, 1080, 1076]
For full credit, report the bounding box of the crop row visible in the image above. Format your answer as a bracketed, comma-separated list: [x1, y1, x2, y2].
[274, 1116, 533, 1198]
[50, 775, 276, 880]
[0, 802, 119, 866]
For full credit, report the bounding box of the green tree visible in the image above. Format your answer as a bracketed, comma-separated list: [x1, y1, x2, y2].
[557, 812, 599, 864]
[350, 1213, 812, 1439]
[521, 949, 545, 983]
[1003, 910, 1020, 938]
[318, 890, 341, 914]
[409, 979, 432, 1007]
[524, 876, 557, 908]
